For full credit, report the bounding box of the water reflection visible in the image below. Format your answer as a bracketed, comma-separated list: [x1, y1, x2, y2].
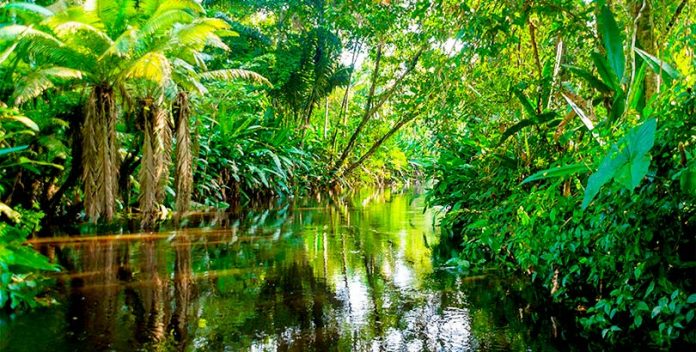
[0, 189, 575, 352]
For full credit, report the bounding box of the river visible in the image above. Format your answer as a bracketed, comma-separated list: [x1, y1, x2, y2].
[0, 189, 576, 351]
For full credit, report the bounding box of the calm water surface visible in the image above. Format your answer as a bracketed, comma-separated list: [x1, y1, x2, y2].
[0, 189, 573, 351]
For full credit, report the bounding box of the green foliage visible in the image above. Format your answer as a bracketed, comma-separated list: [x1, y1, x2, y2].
[426, 0, 695, 348]
[0, 106, 59, 310]
[598, 4, 625, 83]
[583, 118, 656, 209]
[0, 207, 59, 310]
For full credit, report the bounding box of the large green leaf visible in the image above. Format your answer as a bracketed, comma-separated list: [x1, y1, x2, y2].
[591, 52, 619, 91]
[634, 48, 681, 82]
[628, 63, 647, 111]
[563, 64, 613, 94]
[598, 4, 625, 83]
[521, 163, 591, 184]
[582, 119, 656, 209]
[513, 88, 537, 118]
[497, 112, 556, 146]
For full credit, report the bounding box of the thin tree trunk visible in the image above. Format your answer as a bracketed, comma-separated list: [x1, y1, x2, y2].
[331, 45, 424, 177]
[340, 115, 419, 178]
[323, 97, 329, 139]
[330, 41, 362, 159]
[330, 44, 384, 174]
[528, 19, 543, 113]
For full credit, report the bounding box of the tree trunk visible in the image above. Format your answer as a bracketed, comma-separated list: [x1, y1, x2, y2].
[82, 84, 119, 222]
[331, 44, 384, 174]
[633, 0, 656, 97]
[331, 45, 424, 177]
[139, 99, 171, 228]
[174, 92, 193, 216]
[340, 115, 418, 178]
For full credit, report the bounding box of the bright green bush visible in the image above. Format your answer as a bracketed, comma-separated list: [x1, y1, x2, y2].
[0, 207, 59, 310]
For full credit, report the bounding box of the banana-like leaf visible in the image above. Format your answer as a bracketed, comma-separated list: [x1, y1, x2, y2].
[610, 90, 626, 122]
[497, 112, 556, 146]
[628, 63, 647, 111]
[591, 52, 619, 91]
[563, 64, 613, 94]
[521, 163, 591, 184]
[598, 4, 625, 82]
[634, 48, 681, 82]
[513, 88, 537, 118]
[561, 93, 595, 131]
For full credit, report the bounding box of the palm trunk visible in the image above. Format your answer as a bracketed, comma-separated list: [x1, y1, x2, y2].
[174, 92, 193, 216]
[82, 85, 119, 222]
[139, 99, 172, 228]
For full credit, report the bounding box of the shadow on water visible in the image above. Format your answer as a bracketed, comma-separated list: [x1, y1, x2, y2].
[0, 188, 588, 351]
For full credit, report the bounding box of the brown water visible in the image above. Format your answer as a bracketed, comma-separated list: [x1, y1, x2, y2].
[0, 189, 577, 351]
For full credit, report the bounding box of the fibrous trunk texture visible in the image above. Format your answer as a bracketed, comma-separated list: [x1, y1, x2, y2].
[139, 99, 172, 228]
[82, 85, 119, 222]
[174, 92, 192, 216]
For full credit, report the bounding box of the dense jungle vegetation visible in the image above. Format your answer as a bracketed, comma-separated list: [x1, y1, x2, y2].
[0, 0, 694, 349]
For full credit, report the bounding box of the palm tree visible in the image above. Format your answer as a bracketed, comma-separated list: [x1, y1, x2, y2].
[1, 1, 270, 226]
[125, 14, 271, 226]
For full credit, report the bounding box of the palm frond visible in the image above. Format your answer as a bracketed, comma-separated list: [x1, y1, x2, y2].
[51, 21, 113, 50]
[0, 25, 62, 45]
[2, 2, 54, 19]
[200, 69, 272, 87]
[151, 0, 205, 17]
[141, 9, 195, 37]
[12, 66, 84, 105]
[171, 18, 230, 52]
[101, 27, 137, 58]
[0, 43, 18, 65]
[124, 51, 172, 86]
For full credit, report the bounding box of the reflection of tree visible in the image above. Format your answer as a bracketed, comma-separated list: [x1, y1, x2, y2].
[168, 236, 197, 351]
[243, 261, 343, 351]
[66, 240, 120, 350]
[62, 235, 196, 351]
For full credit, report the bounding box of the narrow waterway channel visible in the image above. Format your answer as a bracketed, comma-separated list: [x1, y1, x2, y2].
[0, 189, 577, 351]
